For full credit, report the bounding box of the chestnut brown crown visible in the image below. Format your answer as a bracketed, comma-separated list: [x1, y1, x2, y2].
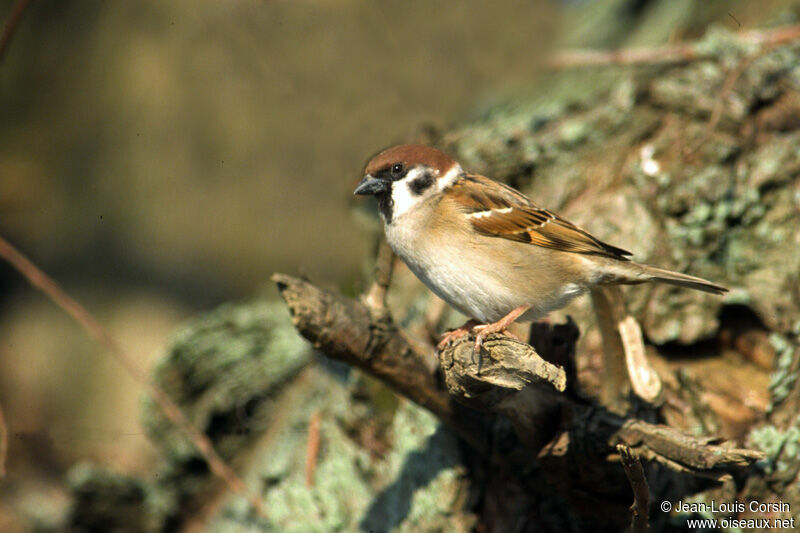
[364, 144, 459, 178]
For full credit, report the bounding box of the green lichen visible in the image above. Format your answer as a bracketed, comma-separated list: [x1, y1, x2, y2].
[206, 381, 473, 533]
[362, 402, 473, 533]
[748, 420, 800, 477]
[768, 334, 799, 409]
[142, 299, 311, 459]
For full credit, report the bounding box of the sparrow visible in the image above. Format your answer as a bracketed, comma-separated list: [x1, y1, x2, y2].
[354, 144, 727, 353]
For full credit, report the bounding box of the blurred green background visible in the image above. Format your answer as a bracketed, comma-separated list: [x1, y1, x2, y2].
[0, 0, 797, 527]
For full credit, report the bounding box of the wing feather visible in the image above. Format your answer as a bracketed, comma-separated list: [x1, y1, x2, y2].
[451, 174, 632, 260]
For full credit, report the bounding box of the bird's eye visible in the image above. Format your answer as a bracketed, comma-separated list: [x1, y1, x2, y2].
[390, 163, 405, 179]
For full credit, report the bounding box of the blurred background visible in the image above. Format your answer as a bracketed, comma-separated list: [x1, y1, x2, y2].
[1, 0, 798, 527]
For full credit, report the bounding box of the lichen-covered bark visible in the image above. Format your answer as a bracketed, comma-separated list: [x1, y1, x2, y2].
[435, 26, 800, 531]
[62, 298, 478, 532]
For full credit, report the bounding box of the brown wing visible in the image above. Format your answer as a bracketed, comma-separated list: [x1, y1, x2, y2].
[450, 174, 632, 260]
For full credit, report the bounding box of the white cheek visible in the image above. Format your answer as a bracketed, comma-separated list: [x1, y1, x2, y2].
[389, 167, 428, 219]
[389, 180, 417, 219]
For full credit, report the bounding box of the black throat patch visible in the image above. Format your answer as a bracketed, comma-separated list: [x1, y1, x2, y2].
[377, 191, 394, 224]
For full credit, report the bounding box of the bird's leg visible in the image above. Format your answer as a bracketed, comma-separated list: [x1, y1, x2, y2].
[437, 319, 482, 351]
[471, 305, 530, 357]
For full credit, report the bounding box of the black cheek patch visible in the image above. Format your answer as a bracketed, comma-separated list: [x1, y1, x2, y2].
[409, 172, 434, 195]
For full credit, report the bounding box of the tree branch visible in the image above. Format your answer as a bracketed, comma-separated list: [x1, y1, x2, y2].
[272, 272, 490, 453]
[592, 286, 662, 407]
[0, 401, 6, 479]
[273, 273, 763, 477]
[547, 24, 800, 70]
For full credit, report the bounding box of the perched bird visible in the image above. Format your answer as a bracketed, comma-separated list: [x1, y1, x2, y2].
[354, 144, 727, 353]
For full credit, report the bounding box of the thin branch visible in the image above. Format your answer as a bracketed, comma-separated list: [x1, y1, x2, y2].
[739, 24, 800, 46]
[592, 287, 661, 406]
[617, 445, 650, 533]
[0, 401, 7, 478]
[591, 288, 631, 410]
[0, 0, 31, 65]
[613, 418, 763, 478]
[362, 238, 395, 318]
[0, 234, 267, 520]
[547, 24, 800, 70]
[305, 411, 321, 487]
[549, 43, 699, 69]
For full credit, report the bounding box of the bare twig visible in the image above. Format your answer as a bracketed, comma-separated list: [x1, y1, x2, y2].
[617, 445, 650, 533]
[547, 24, 800, 70]
[618, 315, 660, 404]
[549, 43, 699, 70]
[591, 287, 661, 407]
[591, 288, 631, 411]
[0, 234, 267, 519]
[613, 418, 763, 478]
[739, 24, 800, 46]
[305, 411, 321, 487]
[362, 238, 395, 319]
[0, 0, 31, 65]
[0, 401, 7, 478]
[440, 334, 567, 449]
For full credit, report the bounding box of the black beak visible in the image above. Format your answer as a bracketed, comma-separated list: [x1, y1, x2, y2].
[353, 175, 389, 196]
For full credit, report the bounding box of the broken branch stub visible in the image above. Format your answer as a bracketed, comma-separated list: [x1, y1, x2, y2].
[438, 335, 566, 411]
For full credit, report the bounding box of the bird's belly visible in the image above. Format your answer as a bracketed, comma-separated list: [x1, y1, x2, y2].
[388, 235, 584, 323]
[406, 255, 519, 323]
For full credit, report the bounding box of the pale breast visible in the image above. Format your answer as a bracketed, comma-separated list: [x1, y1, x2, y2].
[385, 210, 591, 323]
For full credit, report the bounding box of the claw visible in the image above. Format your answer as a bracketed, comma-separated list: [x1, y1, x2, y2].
[437, 305, 530, 362]
[469, 305, 530, 359]
[436, 319, 481, 351]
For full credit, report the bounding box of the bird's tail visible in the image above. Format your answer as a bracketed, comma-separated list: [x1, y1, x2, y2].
[601, 261, 728, 295]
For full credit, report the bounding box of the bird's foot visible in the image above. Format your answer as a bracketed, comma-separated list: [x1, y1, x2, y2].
[471, 323, 521, 357]
[437, 319, 482, 351]
[470, 305, 530, 358]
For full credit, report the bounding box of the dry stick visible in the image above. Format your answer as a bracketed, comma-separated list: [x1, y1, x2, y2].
[0, 234, 267, 519]
[547, 24, 800, 70]
[0, 0, 31, 64]
[591, 288, 630, 411]
[305, 411, 321, 487]
[549, 43, 699, 69]
[591, 287, 661, 407]
[740, 24, 800, 46]
[0, 402, 7, 478]
[362, 238, 395, 317]
[617, 445, 650, 533]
